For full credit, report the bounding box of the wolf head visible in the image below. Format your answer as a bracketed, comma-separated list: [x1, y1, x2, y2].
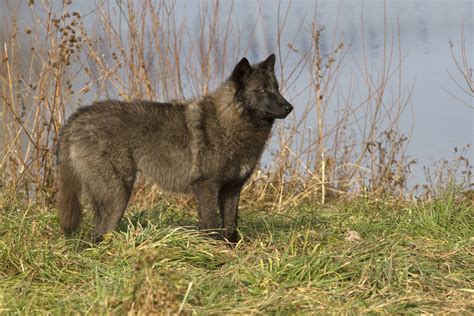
[230, 54, 293, 122]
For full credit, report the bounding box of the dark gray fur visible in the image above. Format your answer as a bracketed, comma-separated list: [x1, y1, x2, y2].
[56, 54, 293, 243]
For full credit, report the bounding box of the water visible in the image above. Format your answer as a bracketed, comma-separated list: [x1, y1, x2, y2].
[190, 0, 473, 183]
[1, 0, 472, 186]
[343, 0, 473, 182]
[225, 0, 473, 181]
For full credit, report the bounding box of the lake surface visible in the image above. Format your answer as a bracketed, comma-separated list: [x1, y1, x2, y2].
[225, 0, 473, 182]
[1, 0, 472, 185]
[180, 0, 473, 183]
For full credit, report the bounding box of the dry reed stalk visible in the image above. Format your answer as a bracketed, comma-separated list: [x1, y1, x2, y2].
[446, 21, 473, 108]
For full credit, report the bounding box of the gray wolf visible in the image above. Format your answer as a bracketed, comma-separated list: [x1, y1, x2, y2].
[56, 54, 293, 243]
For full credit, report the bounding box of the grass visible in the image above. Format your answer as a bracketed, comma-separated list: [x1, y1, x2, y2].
[1, 1, 472, 314]
[1, 194, 473, 314]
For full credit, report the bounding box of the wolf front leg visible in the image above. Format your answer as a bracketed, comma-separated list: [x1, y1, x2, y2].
[192, 180, 222, 239]
[219, 184, 241, 244]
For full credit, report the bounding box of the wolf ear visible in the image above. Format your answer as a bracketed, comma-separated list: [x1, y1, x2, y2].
[231, 57, 252, 88]
[258, 54, 275, 72]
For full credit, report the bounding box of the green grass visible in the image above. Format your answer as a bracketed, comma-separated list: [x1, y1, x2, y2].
[1, 194, 473, 314]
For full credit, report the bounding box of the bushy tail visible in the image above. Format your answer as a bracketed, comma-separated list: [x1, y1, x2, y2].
[56, 149, 82, 235]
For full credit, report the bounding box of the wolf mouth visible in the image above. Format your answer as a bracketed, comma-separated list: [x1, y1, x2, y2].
[265, 111, 289, 119]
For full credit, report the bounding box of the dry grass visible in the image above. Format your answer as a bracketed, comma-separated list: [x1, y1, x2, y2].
[0, 0, 436, 208]
[1, 192, 473, 314]
[0, 3, 472, 313]
[447, 20, 473, 108]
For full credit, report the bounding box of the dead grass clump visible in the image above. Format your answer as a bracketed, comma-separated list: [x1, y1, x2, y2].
[120, 266, 184, 315]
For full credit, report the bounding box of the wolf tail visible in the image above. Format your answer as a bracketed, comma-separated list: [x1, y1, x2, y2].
[56, 142, 82, 235]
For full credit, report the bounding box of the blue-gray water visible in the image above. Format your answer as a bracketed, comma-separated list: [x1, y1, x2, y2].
[213, 0, 473, 182]
[2, 0, 472, 186]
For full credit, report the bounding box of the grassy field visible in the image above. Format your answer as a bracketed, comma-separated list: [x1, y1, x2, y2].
[0, 1, 472, 314]
[1, 193, 473, 314]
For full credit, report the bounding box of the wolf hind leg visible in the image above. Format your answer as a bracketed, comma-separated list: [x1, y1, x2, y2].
[90, 185, 134, 243]
[83, 168, 135, 243]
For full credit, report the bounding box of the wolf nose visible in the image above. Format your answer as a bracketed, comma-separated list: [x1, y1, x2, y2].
[284, 104, 293, 114]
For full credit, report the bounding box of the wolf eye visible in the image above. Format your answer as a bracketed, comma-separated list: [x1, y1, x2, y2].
[257, 89, 266, 93]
